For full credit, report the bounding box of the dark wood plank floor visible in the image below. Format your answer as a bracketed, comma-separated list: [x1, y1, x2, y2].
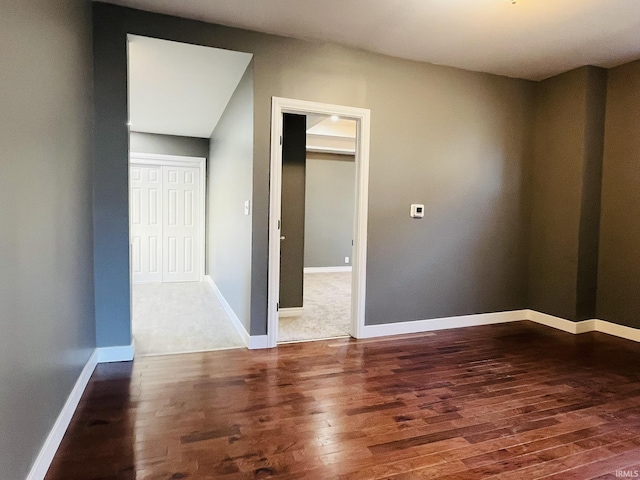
[46, 321, 640, 479]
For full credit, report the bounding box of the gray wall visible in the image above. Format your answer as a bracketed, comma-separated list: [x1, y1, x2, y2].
[304, 153, 356, 268]
[576, 68, 607, 320]
[207, 65, 254, 332]
[92, 2, 535, 338]
[130, 131, 209, 158]
[597, 60, 640, 328]
[528, 66, 606, 321]
[0, 1, 95, 478]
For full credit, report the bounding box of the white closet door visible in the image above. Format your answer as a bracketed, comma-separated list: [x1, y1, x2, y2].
[162, 166, 201, 282]
[130, 165, 163, 283]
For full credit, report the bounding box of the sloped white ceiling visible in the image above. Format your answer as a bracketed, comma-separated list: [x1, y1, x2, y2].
[308, 117, 357, 139]
[110, 0, 639, 81]
[306, 115, 357, 154]
[128, 35, 252, 138]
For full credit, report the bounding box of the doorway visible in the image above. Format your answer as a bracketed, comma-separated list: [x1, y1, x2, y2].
[268, 98, 371, 347]
[128, 35, 253, 355]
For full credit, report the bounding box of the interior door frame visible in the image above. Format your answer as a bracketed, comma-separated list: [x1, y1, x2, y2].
[268, 97, 371, 347]
[129, 152, 207, 284]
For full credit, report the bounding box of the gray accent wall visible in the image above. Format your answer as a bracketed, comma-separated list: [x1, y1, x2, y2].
[93, 4, 131, 347]
[207, 64, 254, 332]
[280, 114, 307, 309]
[528, 66, 607, 321]
[92, 2, 535, 339]
[304, 153, 356, 268]
[130, 131, 209, 158]
[597, 60, 640, 328]
[0, 1, 95, 478]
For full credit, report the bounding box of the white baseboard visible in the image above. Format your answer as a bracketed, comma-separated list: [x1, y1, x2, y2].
[527, 311, 640, 342]
[205, 275, 250, 347]
[591, 318, 640, 342]
[304, 266, 352, 273]
[359, 309, 640, 345]
[96, 343, 134, 363]
[27, 350, 98, 480]
[249, 335, 269, 349]
[525, 310, 589, 334]
[524, 310, 640, 342]
[279, 307, 304, 317]
[360, 310, 529, 338]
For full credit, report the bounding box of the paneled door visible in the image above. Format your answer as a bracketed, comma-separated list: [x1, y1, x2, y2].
[130, 158, 203, 284]
[162, 166, 200, 282]
[130, 165, 163, 283]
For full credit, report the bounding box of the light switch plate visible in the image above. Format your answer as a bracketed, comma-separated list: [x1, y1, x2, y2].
[244, 200, 251, 215]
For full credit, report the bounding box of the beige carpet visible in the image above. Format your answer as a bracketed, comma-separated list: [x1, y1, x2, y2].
[278, 272, 351, 342]
[132, 282, 245, 356]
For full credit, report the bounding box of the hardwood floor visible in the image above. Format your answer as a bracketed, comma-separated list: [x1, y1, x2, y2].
[46, 321, 640, 479]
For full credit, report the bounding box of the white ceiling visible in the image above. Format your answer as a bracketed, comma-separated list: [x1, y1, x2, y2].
[109, 0, 640, 81]
[128, 35, 252, 138]
[306, 115, 357, 154]
[308, 117, 357, 139]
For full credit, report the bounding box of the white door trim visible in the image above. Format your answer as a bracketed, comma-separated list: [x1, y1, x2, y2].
[268, 97, 371, 348]
[129, 152, 206, 283]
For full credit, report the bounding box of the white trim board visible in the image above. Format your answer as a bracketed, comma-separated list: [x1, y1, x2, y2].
[359, 309, 640, 344]
[96, 343, 134, 363]
[26, 350, 98, 480]
[205, 275, 250, 347]
[268, 97, 371, 347]
[360, 310, 529, 338]
[249, 335, 269, 349]
[526, 310, 593, 334]
[304, 266, 352, 274]
[205, 275, 267, 350]
[306, 146, 355, 155]
[526, 310, 640, 342]
[129, 152, 206, 166]
[279, 307, 304, 317]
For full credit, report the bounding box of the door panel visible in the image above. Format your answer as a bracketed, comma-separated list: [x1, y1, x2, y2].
[162, 166, 200, 282]
[130, 165, 163, 283]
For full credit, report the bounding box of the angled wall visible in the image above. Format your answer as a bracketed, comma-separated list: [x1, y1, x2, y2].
[597, 60, 640, 328]
[207, 64, 254, 332]
[528, 66, 606, 321]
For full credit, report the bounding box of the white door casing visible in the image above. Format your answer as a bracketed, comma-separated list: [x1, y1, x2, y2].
[130, 165, 163, 283]
[129, 153, 206, 284]
[268, 97, 371, 347]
